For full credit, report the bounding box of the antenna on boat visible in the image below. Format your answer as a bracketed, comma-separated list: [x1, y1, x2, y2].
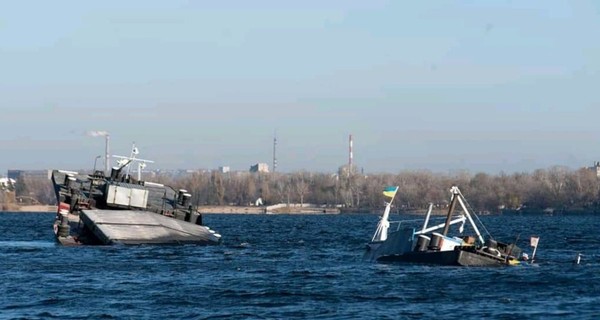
[112, 142, 154, 181]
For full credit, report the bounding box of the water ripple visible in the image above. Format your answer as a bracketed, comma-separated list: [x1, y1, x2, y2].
[1, 212, 600, 318]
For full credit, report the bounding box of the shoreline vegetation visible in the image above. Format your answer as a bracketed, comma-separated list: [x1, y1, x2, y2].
[3, 165, 600, 215]
[0, 204, 343, 214]
[2, 204, 598, 216]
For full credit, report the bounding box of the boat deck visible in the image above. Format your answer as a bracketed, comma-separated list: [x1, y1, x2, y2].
[80, 209, 220, 245]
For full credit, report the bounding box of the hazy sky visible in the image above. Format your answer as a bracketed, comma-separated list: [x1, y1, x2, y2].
[1, 1, 599, 174]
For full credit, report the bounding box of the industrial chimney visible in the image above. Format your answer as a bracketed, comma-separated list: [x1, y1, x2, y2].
[349, 134, 353, 176]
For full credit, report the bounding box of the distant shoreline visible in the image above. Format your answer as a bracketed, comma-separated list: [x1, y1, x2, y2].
[0, 205, 57, 213]
[0, 204, 341, 214]
[198, 205, 340, 214]
[2, 205, 595, 215]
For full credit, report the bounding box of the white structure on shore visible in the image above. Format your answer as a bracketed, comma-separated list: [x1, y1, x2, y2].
[219, 166, 230, 173]
[0, 177, 16, 190]
[250, 163, 269, 173]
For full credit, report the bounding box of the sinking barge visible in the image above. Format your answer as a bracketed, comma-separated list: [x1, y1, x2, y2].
[51, 149, 221, 246]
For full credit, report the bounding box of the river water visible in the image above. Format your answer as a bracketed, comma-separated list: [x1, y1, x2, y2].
[1, 212, 599, 319]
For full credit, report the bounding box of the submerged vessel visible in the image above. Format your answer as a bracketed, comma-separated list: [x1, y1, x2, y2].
[366, 186, 523, 266]
[51, 145, 221, 246]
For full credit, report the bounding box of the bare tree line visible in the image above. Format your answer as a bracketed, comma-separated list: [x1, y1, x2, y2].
[8, 175, 56, 206]
[6, 165, 600, 213]
[170, 165, 600, 213]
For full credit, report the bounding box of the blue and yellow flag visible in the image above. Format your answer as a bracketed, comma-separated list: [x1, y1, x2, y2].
[383, 186, 399, 198]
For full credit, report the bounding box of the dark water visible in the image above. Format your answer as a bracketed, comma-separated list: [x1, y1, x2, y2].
[1, 212, 600, 319]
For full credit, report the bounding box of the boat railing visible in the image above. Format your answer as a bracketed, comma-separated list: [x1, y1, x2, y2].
[388, 218, 426, 232]
[388, 216, 457, 232]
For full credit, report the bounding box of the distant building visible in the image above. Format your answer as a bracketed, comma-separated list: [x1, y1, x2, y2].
[250, 163, 269, 173]
[149, 169, 208, 179]
[219, 166, 230, 173]
[588, 162, 600, 177]
[7, 169, 51, 181]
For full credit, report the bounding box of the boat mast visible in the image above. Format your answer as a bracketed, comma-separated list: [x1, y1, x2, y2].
[455, 193, 484, 244]
[442, 186, 485, 244]
[421, 203, 433, 232]
[442, 188, 459, 236]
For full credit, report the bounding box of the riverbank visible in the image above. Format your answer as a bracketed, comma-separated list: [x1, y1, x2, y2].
[1, 204, 341, 214]
[198, 205, 265, 214]
[0, 205, 57, 213]
[199, 204, 340, 214]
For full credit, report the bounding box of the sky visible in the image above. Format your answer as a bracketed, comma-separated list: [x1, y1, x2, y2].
[1, 1, 600, 174]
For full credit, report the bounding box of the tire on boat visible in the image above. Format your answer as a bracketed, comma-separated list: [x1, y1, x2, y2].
[57, 225, 70, 237]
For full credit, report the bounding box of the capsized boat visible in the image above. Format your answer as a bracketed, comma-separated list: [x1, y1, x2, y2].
[51, 144, 221, 246]
[365, 186, 523, 266]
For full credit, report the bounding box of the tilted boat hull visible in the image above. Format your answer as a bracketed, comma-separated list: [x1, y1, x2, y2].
[376, 248, 517, 267]
[51, 149, 222, 246]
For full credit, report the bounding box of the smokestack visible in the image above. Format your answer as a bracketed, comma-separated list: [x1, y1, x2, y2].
[273, 131, 278, 174]
[105, 134, 110, 175]
[349, 134, 353, 175]
[87, 130, 110, 175]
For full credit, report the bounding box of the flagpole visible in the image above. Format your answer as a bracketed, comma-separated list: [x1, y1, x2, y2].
[371, 187, 399, 242]
[530, 236, 539, 264]
[531, 243, 538, 263]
